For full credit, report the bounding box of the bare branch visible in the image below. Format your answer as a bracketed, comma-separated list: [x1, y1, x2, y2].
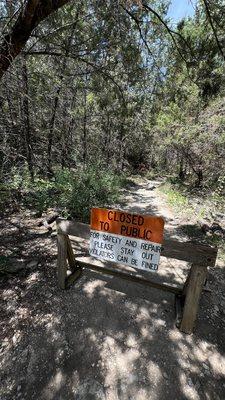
[202, 0, 225, 60]
[140, 1, 189, 63]
[24, 50, 127, 106]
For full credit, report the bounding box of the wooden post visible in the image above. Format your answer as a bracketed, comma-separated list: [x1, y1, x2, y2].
[65, 235, 83, 285]
[65, 235, 76, 271]
[57, 233, 68, 289]
[57, 231, 82, 289]
[179, 264, 208, 334]
[66, 268, 82, 286]
[55, 219, 218, 330]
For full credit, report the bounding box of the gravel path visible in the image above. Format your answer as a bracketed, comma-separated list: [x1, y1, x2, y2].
[1, 179, 225, 400]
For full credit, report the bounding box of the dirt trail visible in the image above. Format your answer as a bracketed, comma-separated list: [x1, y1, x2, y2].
[1, 179, 225, 400]
[121, 178, 183, 238]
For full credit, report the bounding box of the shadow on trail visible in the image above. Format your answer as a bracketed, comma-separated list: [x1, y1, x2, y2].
[1, 229, 225, 400]
[1, 180, 225, 400]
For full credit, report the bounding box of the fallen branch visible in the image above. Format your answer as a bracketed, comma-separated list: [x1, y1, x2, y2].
[38, 213, 59, 230]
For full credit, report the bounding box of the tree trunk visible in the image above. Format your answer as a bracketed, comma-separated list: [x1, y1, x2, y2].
[0, 0, 70, 80]
[62, 94, 77, 169]
[196, 169, 203, 187]
[105, 114, 112, 165]
[47, 19, 78, 176]
[47, 82, 62, 177]
[82, 77, 88, 166]
[21, 55, 34, 181]
[179, 157, 185, 181]
[82, 102, 87, 165]
[117, 121, 125, 172]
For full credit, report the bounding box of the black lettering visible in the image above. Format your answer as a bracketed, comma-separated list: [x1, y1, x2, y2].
[90, 231, 99, 238]
[132, 215, 138, 225]
[132, 227, 139, 237]
[121, 225, 127, 235]
[114, 212, 119, 222]
[120, 213, 126, 222]
[145, 229, 152, 240]
[126, 213, 131, 224]
[108, 211, 113, 220]
[104, 222, 109, 231]
[117, 255, 128, 263]
[138, 216, 144, 226]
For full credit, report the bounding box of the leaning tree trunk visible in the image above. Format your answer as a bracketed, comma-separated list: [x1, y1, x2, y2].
[0, 0, 71, 80]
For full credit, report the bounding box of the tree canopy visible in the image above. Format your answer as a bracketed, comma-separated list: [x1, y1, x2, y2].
[0, 0, 224, 191]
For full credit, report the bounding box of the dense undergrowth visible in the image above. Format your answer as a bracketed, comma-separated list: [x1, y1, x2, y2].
[0, 166, 126, 223]
[159, 176, 225, 216]
[159, 177, 225, 254]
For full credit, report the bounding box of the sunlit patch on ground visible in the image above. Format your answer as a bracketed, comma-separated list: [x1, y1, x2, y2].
[0, 180, 224, 400]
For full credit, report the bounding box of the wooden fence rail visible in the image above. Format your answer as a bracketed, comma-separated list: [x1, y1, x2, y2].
[56, 218, 218, 334]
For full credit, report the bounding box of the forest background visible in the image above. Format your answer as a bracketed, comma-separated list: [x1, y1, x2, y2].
[0, 0, 224, 248]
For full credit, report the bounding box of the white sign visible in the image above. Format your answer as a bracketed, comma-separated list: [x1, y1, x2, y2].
[89, 208, 164, 272]
[89, 230, 162, 271]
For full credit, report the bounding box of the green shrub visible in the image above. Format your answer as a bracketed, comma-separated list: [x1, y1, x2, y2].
[1, 166, 125, 221]
[9, 166, 31, 189]
[67, 166, 123, 222]
[22, 179, 55, 215]
[160, 182, 189, 208]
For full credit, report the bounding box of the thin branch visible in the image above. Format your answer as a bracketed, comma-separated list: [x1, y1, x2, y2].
[78, 56, 126, 106]
[0, 0, 71, 79]
[122, 7, 155, 56]
[0, 4, 22, 35]
[26, 22, 78, 53]
[202, 0, 225, 60]
[24, 50, 126, 106]
[140, 1, 189, 63]
[26, 12, 96, 53]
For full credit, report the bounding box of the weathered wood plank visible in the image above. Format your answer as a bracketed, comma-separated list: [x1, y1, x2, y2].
[179, 264, 208, 334]
[66, 268, 82, 288]
[75, 256, 182, 295]
[57, 219, 90, 239]
[65, 235, 76, 271]
[56, 218, 217, 334]
[175, 294, 184, 328]
[56, 219, 217, 267]
[57, 233, 68, 289]
[162, 241, 216, 267]
[182, 268, 192, 296]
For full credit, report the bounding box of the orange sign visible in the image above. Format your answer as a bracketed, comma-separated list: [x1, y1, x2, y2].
[91, 208, 164, 244]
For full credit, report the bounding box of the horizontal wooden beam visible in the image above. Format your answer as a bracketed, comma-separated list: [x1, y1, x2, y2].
[57, 218, 90, 239]
[162, 239, 216, 267]
[75, 256, 182, 295]
[56, 219, 217, 267]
